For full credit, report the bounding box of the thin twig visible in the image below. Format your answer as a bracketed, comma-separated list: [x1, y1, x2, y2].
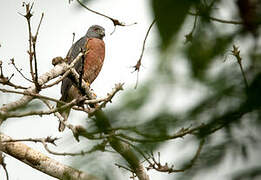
[147, 139, 205, 173]
[133, 19, 156, 89]
[76, 0, 124, 26]
[0, 87, 66, 104]
[88, 83, 124, 116]
[9, 58, 33, 83]
[19, 2, 35, 82]
[185, 15, 198, 43]
[188, 11, 245, 25]
[35, 13, 44, 38]
[76, 0, 136, 34]
[115, 163, 134, 173]
[0, 75, 28, 89]
[115, 123, 205, 143]
[2, 136, 58, 145]
[231, 45, 249, 88]
[42, 140, 109, 156]
[0, 97, 84, 119]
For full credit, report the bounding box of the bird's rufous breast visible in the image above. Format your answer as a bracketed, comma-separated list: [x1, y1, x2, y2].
[84, 38, 105, 84]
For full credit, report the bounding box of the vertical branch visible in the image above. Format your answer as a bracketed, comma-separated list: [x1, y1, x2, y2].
[20, 3, 44, 91]
[32, 13, 44, 91]
[20, 2, 35, 82]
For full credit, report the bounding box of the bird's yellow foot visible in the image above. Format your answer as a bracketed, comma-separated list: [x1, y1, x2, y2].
[86, 82, 90, 87]
[91, 92, 97, 98]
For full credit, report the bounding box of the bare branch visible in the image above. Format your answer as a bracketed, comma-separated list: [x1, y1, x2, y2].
[0, 75, 28, 89]
[75, 0, 136, 34]
[9, 58, 33, 83]
[147, 139, 205, 173]
[2, 136, 58, 145]
[188, 11, 245, 25]
[32, 12, 44, 91]
[19, 2, 35, 82]
[42, 69, 71, 88]
[88, 83, 124, 116]
[133, 19, 155, 88]
[0, 52, 84, 116]
[185, 14, 198, 43]
[0, 97, 83, 119]
[231, 45, 249, 88]
[42, 140, 109, 156]
[108, 136, 150, 180]
[2, 136, 106, 156]
[0, 133, 100, 180]
[115, 123, 205, 143]
[0, 87, 66, 105]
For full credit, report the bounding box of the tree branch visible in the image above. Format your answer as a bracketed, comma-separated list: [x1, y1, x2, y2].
[0, 133, 100, 180]
[0, 53, 83, 113]
[188, 11, 245, 25]
[133, 19, 156, 89]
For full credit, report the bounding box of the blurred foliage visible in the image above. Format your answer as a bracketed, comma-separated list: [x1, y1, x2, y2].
[151, 0, 200, 49]
[73, 0, 261, 180]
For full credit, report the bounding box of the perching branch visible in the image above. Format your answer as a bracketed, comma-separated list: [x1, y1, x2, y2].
[0, 53, 84, 121]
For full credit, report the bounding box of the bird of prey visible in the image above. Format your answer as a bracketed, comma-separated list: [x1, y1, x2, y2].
[58, 25, 105, 131]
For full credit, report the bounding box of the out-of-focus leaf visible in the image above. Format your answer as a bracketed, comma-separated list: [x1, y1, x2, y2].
[232, 166, 261, 180]
[151, 0, 200, 49]
[140, 112, 179, 135]
[186, 31, 234, 80]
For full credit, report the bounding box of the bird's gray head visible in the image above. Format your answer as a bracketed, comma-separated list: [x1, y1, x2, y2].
[86, 25, 105, 39]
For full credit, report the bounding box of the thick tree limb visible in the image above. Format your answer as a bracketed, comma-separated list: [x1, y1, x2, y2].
[0, 133, 100, 180]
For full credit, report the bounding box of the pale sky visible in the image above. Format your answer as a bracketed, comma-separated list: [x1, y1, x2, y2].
[1, 1, 260, 180]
